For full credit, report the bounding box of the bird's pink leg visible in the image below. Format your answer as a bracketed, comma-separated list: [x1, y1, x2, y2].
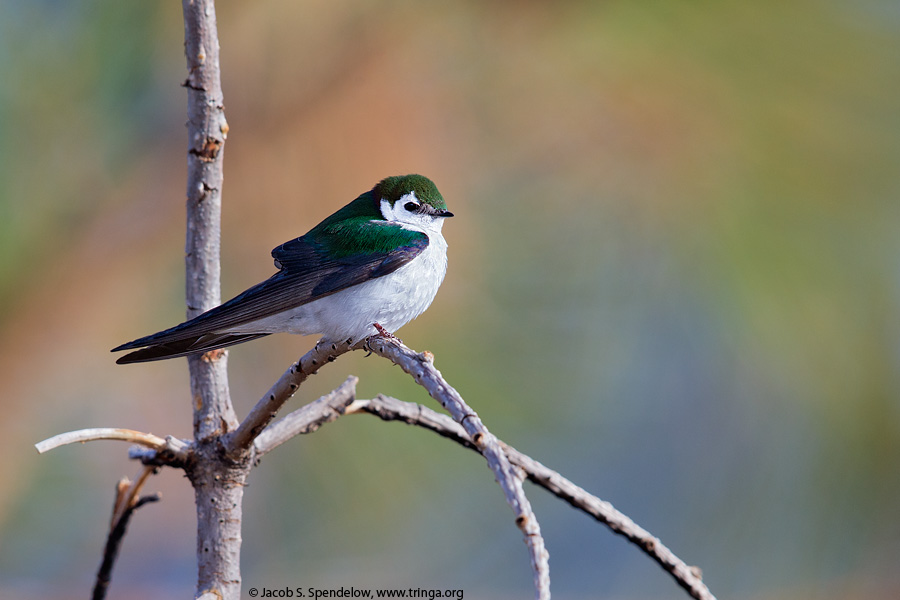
[373, 322, 400, 341]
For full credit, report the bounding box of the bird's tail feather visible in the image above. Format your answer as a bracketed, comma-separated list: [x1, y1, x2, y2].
[115, 333, 270, 364]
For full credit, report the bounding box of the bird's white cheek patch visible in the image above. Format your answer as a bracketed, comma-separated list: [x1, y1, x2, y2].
[380, 191, 419, 223]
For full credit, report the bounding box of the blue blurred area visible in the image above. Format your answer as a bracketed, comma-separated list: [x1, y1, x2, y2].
[1, 1, 898, 598]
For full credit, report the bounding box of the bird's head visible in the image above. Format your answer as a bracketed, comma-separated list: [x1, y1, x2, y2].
[376, 175, 454, 231]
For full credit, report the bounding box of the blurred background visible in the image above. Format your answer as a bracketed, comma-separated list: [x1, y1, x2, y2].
[1, 1, 898, 598]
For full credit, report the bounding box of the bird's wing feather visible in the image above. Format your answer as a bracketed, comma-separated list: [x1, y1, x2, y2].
[112, 220, 428, 355]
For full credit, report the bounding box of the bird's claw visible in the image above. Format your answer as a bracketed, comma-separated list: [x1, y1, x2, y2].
[373, 322, 399, 340]
[368, 322, 403, 349]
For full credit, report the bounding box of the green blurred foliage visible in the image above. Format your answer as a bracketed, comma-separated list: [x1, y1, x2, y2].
[1, 1, 898, 599]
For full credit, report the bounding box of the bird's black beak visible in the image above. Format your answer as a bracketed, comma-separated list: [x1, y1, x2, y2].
[422, 205, 454, 218]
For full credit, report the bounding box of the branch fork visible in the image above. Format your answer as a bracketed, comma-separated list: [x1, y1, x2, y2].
[36, 332, 717, 600]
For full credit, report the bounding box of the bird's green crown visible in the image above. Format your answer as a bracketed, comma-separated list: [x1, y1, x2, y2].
[375, 174, 447, 211]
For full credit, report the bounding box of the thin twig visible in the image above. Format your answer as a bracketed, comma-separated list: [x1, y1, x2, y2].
[35, 428, 167, 454]
[36, 429, 192, 467]
[350, 394, 716, 600]
[362, 335, 551, 600]
[225, 339, 358, 454]
[111, 465, 157, 527]
[127, 435, 193, 469]
[92, 467, 161, 600]
[504, 447, 714, 600]
[253, 376, 358, 459]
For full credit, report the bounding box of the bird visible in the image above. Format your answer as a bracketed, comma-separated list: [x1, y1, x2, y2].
[112, 174, 453, 364]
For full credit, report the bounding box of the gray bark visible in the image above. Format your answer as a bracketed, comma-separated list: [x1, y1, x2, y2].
[181, 1, 246, 598]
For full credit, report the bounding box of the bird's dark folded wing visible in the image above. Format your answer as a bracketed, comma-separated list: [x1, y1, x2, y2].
[113, 225, 428, 355]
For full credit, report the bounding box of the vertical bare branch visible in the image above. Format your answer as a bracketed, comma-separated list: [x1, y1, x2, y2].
[182, 0, 237, 439]
[181, 2, 246, 600]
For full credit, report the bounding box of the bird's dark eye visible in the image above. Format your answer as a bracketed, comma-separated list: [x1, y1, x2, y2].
[404, 201, 420, 212]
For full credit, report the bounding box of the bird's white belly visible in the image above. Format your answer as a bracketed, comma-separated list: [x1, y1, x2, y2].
[235, 232, 447, 342]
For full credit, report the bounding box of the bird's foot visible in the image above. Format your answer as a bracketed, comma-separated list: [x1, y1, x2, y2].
[371, 322, 402, 344]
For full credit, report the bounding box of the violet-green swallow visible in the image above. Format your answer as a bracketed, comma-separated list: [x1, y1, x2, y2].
[113, 174, 452, 364]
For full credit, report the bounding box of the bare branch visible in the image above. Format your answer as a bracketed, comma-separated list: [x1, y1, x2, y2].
[225, 339, 357, 455]
[182, 0, 236, 441]
[253, 376, 358, 459]
[351, 395, 716, 600]
[127, 435, 193, 469]
[503, 448, 714, 600]
[181, 2, 246, 599]
[35, 428, 168, 454]
[362, 335, 551, 600]
[349, 394, 470, 446]
[93, 467, 161, 600]
[111, 465, 157, 527]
